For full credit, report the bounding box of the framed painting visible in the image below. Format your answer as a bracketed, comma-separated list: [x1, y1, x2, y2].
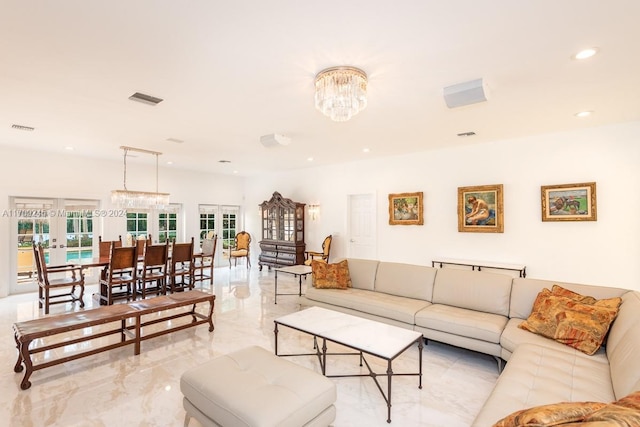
[541, 182, 597, 221]
[388, 192, 424, 225]
[458, 184, 504, 233]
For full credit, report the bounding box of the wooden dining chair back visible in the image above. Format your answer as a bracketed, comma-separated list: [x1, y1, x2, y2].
[135, 234, 152, 254]
[168, 237, 194, 293]
[136, 241, 169, 299]
[304, 235, 333, 265]
[229, 231, 251, 268]
[99, 235, 122, 258]
[193, 236, 217, 287]
[32, 243, 85, 314]
[99, 244, 138, 305]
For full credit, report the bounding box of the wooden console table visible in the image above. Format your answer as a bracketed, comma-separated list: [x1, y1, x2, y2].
[13, 290, 215, 390]
[432, 257, 526, 277]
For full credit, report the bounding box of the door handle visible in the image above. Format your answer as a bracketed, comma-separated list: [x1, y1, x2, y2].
[350, 239, 355, 243]
[59, 245, 65, 248]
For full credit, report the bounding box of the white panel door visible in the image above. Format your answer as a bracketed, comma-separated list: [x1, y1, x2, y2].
[347, 193, 377, 259]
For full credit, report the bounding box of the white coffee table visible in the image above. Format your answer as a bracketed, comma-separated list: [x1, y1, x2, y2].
[273, 265, 312, 304]
[274, 306, 423, 423]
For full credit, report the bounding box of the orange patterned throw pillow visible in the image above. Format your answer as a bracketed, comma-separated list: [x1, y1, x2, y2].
[493, 391, 640, 427]
[518, 285, 622, 355]
[312, 260, 352, 289]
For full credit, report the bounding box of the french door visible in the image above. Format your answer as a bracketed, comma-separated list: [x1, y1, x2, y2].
[199, 205, 241, 266]
[11, 197, 100, 294]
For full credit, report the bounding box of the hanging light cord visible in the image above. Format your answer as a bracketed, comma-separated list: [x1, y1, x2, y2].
[123, 148, 129, 190]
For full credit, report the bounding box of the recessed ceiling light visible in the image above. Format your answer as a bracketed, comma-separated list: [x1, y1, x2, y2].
[166, 161, 173, 165]
[573, 48, 599, 60]
[233, 170, 238, 174]
[362, 148, 370, 153]
[65, 146, 74, 151]
[307, 157, 314, 162]
[575, 111, 593, 118]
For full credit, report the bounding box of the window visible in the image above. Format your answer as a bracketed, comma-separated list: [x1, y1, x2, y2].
[65, 209, 93, 263]
[158, 212, 177, 243]
[221, 210, 237, 250]
[199, 209, 216, 242]
[126, 212, 148, 239]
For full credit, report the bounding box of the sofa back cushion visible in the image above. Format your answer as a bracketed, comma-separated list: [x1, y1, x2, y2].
[606, 291, 640, 399]
[343, 258, 379, 291]
[432, 268, 512, 316]
[374, 262, 436, 301]
[509, 278, 628, 320]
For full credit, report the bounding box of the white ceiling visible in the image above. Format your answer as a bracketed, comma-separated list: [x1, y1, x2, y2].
[1, 1, 639, 176]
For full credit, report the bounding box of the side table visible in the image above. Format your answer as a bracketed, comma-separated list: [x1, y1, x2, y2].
[273, 265, 312, 304]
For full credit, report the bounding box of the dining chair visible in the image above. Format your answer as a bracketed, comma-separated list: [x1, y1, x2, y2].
[32, 243, 85, 314]
[304, 235, 333, 265]
[99, 235, 122, 258]
[136, 241, 169, 299]
[229, 231, 251, 268]
[168, 237, 194, 293]
[135, 234, 152, 254]
[99, 243, 138, 305]
[193, 235, 217, 287]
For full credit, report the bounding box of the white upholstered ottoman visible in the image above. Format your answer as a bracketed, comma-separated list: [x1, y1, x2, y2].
[180, 346, 337, 427]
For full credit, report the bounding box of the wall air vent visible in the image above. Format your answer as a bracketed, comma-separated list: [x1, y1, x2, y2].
[128, 92, 164, 106]
[11, 124, 35, 131]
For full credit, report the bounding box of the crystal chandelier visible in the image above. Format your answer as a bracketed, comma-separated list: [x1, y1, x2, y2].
[314, 66, 368, 122]
[111, 146, 170, 209]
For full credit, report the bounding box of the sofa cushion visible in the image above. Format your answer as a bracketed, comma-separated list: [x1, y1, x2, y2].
[518, 288, 621, 355]
[415, 304, 507, 344]
[606, 291, 640, 399]
[374, 262, 436, 301]
[303, 286, 430, 325]
[471, 343, 616, 427]
[432, 268, 512, 316]
[343, 258, 379, 290]
[311, 260, 351, 289]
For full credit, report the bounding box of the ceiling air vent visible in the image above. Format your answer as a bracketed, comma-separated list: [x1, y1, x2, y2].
[128, 92, 163, 106]
[11, 124, 35, 131]
[457, 131, 476, 137]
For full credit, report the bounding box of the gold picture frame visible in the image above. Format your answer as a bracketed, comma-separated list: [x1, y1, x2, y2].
[388, 192, 424, 225]
[541, 182, 597, 221]
[458, 184, 504, 233]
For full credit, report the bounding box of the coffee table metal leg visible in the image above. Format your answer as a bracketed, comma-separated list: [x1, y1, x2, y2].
[298, 274, 302, 296]
[418, 337, 423, 389]
[274, 270, 278, 304]
[274, 322, 279, 355]
[387, 360, 393, 423]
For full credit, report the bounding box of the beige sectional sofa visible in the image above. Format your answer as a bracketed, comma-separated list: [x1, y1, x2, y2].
[298, 258, 640, 426]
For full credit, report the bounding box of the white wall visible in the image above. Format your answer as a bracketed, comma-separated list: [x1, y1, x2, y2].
[244, 121, 640, 291]
[0, 147, 245, 296]
[3, 121, 638, 296]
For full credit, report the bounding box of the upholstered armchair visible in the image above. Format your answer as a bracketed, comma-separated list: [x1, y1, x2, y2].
[229, 231, 251, 268]
[304, 235, 332, 265]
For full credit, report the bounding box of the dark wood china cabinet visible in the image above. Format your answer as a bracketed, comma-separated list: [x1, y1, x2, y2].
[258, 192, 305, 270]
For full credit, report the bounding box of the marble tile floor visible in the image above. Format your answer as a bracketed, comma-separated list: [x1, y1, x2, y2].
[1, 267, 499, 427]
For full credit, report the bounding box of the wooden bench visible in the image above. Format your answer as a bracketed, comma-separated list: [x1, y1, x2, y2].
[13, 290, 215, 390]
